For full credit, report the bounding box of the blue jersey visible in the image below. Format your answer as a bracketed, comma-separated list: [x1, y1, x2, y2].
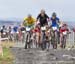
[51, 17, 59, 27]
[13, 26, 18, 32]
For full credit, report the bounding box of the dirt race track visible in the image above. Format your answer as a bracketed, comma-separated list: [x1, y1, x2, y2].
[11, 47, 75, 64]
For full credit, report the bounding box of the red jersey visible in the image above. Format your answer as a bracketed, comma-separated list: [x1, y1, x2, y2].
[32, 27, 40, 33]
[60, 27, 69, 33]
[35, 27, 40, 33]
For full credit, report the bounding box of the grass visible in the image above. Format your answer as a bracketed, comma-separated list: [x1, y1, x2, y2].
[0, 41, 15, 64]
[1, 41, 15, 48]
[0, 47, 14, 64]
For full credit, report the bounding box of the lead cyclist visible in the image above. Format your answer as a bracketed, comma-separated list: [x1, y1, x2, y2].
[36, 9, 50, 50]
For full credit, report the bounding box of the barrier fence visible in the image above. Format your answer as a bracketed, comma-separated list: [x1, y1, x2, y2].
[66, 31, 75, 48]
[0, 31, 75, 47]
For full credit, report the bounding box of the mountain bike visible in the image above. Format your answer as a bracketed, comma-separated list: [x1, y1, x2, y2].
[41, 26, 47, 50]
[51, 26, 58, 49]
[25, 27, 32, 49]
[60, 31, 67, 48]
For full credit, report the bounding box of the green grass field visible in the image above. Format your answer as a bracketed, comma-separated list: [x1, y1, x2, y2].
[0, 41, 14, 64]
[0, 47, 14, 64]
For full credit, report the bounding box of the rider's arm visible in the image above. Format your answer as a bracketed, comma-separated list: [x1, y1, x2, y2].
[23, 17, 29, 26]
[45, 14, 49, 19]
[45, 14, 50, 22]
[57, 18, 60, 23]
[56, 17, 60, 26]
[36, 14, 40, 21]
[35, 14, 40, 26]
[32, 18, 35, 24]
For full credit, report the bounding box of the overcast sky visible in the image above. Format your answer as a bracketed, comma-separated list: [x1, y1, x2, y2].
[0, 0, 75, 21]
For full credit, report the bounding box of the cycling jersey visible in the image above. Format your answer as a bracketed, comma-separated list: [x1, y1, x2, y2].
[23, 17, 35, 27]
[37, 14, 49, 26]
[51, 17, 59, 27]
[0, 28, 7, 33]
[20, 27, 25, 31]
[60, 27, 68, 33]
[35, 27, 40, 33]
[13, 26, 18, 32]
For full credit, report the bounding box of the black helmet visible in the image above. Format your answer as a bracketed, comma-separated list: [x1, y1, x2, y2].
[52, 12, 56, 17]
[3, 25, 5, 28]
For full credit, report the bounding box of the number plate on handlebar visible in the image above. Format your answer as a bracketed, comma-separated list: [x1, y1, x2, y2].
[52, 27, 57, 31]
[63, 31, 67, 35]
[3, 32, 6, 35]
[16, 31, 19, 34]
[41, 26, 46, 31]
[22, 31, 25, 33]
[26, 27, 31, 31]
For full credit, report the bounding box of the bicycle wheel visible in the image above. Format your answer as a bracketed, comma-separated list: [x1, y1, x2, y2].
[25, 32, 31, 49]
[41, 31, 46, 50]
[53, 31, 57, 49]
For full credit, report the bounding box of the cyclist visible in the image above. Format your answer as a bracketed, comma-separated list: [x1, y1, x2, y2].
[23, 14, 36, 49]
[59, 24, 69, 48]
[34, 24, 41, 48]
[60, 24, 69, 36]
[36, 9, 50, 50]
[13, 25, 18, 33]
[50, 12, 60, 48]
[13, 25, 19, 42]
[1, 25, 8, 37]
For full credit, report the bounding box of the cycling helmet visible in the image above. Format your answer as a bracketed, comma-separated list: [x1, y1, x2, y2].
[28, 14, 32, 18]
[52, 12, 57, 17]
[41, 9, 45, 14]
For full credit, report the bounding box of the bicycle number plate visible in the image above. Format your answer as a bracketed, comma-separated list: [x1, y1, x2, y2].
[63, 31, 67, 35]
[22, 31, 25, 33]
[16, 31, 19, 34]
[52, 27, 57, 31]
[11, 31, 14, 34]
[41, 26, 46, 30]
[3, 32, 6, 35]
[26, 27, 31, 31]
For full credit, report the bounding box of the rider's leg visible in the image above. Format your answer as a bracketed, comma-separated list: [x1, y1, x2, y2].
[54, 31, 57, 49]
